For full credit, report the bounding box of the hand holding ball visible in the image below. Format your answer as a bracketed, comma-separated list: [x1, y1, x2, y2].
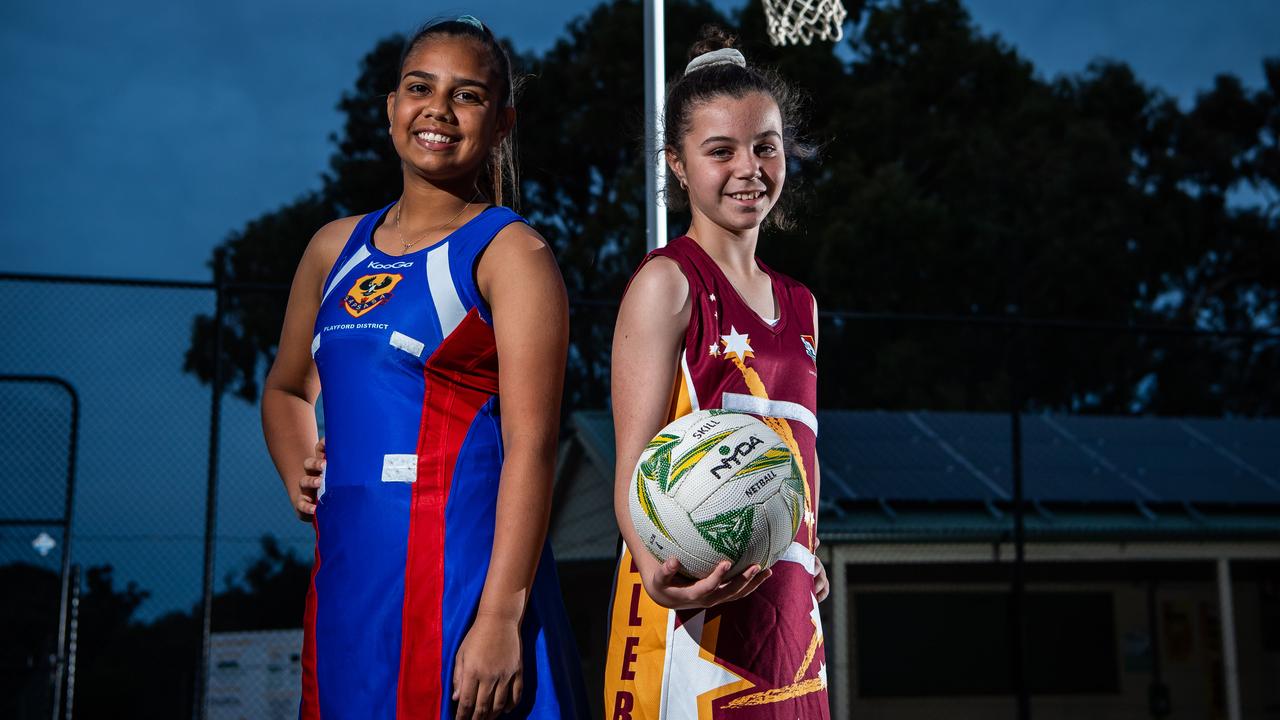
[628, 410, 804, 579]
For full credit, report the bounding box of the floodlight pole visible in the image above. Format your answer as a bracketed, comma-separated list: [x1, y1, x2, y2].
[1217, 558, 1242, 720]
[645, 0, 667, 251]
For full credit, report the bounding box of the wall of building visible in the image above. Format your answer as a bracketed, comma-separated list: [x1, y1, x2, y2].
[844, 573, 1277, 720]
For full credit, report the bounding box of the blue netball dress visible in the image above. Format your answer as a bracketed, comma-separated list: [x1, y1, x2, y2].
[302, 204, 588, 720]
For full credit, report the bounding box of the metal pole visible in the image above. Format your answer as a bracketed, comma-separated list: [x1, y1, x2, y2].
[644, 0, 667, 251]
[830, 545, 850, 720]
[63, 564, 81, 720]
[1216, 558, 1242, 720]
[1009, 330, 1030, 720]
[55, 382, 78, 720]
[50, 531, 69, 720]
[194, 254, 226, 720]
[1146, 580, 1170, 718]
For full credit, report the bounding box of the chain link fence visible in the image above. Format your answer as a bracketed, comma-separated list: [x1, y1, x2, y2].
[0, 375, 77, 720]
[2, 273, 1277, 719]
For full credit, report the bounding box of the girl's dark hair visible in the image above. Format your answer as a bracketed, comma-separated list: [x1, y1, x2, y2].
[663, 25, 814, 231]
[398, 17, 520, 208]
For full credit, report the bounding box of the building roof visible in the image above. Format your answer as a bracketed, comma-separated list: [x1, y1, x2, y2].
[550, 410, 1280, 560]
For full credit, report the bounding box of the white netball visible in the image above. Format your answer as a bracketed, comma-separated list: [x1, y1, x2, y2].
[628, 409, 805, 579]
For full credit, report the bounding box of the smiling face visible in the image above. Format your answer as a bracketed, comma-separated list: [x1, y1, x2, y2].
[669, 92, 786, 236]
[386, 35, 513, 187]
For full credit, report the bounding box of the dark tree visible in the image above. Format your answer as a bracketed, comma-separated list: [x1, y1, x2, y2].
[0, 538, 313, 718]
[211, 535, 312, 632]
[183, 0, 741, 413]
[0, 564, 61, 719]
[185, 0, 1279, 415]
[514, 0, 734, 411]
[749, 0, 1279, 413]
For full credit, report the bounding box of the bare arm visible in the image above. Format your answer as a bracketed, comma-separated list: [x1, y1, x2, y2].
[261, 218, 354, 520]
[475, 223, 568, 624]
[611, 258, 688, 576]
[451, 224, 569, 719]
[612, 258, 770, 609]
[812, 294, 821, 509]
[811, 295, 829, 601]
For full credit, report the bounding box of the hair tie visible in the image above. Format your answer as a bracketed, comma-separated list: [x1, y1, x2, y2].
[425, 14, 488, 34]
[455, 15, 486, 31]
[684, 48, 746, 75]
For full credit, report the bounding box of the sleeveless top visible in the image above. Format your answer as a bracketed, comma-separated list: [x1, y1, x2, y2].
[604, 235, 829, 720]
[302, 203, 588, 719]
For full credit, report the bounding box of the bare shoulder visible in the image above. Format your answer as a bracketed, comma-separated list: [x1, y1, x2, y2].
[632, 255, 687, 289]
[476, 221, 564, 305]
[477, 221, 560, 283]
[486, 219, 554, 259]
[625, 255, 690, 315]
[281, 214, 363, 303]
[302, 215, 362, 270]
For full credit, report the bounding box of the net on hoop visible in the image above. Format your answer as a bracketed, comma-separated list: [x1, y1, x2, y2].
[762, 0, 848, 45]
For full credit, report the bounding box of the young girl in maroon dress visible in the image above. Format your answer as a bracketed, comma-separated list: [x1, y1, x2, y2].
[604, 25, 831, 720]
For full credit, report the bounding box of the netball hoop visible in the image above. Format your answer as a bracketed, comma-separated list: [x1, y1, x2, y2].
[762, 0, 849, 45]
[643, 0, 851, 251]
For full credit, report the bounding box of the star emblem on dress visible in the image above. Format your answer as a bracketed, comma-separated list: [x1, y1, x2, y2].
[809, 591, 824, 643]
[709, 343, 721, 357]
[709, 293, 716, 302]
[666, 610, 752, 719]
[720, 326, 754, 360]
[804, 508, 815, 528]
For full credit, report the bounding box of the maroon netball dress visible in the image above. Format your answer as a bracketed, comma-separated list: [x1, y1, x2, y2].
[604, 235, 828, 720]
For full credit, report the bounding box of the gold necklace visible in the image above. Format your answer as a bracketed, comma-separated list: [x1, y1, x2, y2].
[395, 192, 481, 252]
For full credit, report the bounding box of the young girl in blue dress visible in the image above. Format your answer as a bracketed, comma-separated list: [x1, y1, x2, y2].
[262, 17, 588, 720]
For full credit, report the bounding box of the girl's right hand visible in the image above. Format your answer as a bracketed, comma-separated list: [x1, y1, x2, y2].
[640, 556, 771, 610]
[295, 438, 325, 522]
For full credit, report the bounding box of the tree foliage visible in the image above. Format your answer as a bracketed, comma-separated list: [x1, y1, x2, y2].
[0, 563, 63, 718]
[0, 538, 312, 718]
[186, 0, 1278, 415]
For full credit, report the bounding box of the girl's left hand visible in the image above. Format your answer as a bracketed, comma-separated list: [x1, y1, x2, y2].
[814, 555, 830, 602]
[452, 613, 523, 720]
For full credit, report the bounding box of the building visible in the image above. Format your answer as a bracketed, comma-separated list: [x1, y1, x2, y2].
[551, 410, 1280, 719]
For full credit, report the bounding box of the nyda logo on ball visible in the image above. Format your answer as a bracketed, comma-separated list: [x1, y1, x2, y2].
[710, 435, 764, 480]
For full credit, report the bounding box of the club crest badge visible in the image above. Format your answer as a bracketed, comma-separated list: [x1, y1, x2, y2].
[343, 273, 403, 318]
[800, 334, 817, 365]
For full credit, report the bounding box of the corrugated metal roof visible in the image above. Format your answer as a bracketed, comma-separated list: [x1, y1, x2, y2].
[819, 506, 1280, 543]
[818, 412, 1000, 502]
[553, 410, 1280, 558]
[567, 410, 1280, 507]
[1182, 417, 1280, 482]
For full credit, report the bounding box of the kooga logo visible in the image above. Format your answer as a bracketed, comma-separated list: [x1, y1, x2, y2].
[370, 261, 414, 269]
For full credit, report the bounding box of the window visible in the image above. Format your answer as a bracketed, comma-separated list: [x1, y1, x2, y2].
[855, 591, 1118, 696]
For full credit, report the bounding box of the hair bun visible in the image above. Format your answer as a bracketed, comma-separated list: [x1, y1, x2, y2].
[688, 24, 737, 61]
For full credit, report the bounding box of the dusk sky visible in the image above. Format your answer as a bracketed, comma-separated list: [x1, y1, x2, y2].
[2, 0, 1277, 282]
[1, 0, 1277, 617]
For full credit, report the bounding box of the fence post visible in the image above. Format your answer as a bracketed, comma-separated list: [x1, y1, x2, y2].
[194, 253, 226, 720]
[1217, 558, 1242, 720]
[1009, 323, 1030, 720]
[62, 563, 81, 720]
